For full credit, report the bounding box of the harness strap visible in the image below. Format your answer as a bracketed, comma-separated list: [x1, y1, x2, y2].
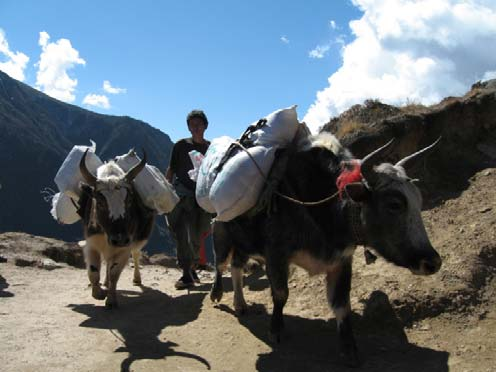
[346, 202, 366, 245]
[233, 140, 340, 207]
[215, 118, 267, 173]
[346, 202, 377, 264]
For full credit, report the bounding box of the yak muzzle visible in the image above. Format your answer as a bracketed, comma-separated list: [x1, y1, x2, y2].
[109, 234, 131, 247]
[410, 252, 442, 275]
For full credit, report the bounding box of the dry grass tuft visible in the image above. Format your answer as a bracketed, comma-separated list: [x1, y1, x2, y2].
[400, 98, 428, 115]
[336, 120, 369, 138]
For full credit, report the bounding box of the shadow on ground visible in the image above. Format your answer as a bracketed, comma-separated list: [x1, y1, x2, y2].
[191, 267, 270, 294]
[245, 267, 270, 292]
[218, 290, 449, 372]
[69, 286, 210, 372]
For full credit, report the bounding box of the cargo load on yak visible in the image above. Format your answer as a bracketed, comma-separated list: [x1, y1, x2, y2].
[51, 143, 179, 224]
[51, 141, 102, 224]
[195, 105, 301, 222]
[54, 141, 103, 199]
[115, 150, 179, 214]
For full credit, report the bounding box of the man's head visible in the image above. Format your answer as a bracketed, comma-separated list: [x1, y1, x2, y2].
[187, 110, 208, 140]
[187, 110, 208, 127]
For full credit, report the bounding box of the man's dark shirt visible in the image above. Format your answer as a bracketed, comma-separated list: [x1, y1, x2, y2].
[169, 138, 210, 191]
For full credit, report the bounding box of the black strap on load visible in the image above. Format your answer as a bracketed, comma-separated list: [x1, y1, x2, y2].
[246, 145, 295, 217]
[215, 118, 267, 173]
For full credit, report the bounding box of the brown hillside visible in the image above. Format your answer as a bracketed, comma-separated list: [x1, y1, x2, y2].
[322, 79, 496, 203]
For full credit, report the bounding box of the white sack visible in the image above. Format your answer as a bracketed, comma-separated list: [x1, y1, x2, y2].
[115, 151, 179, 214]
[195, 136, 235, 213]
[210, 145, 276, 222]
[247, 105, 299, 147]
[187, 150, 205, 182]
[195, 106, 299, 221]
[54, 141, 103, 199]
[50, 192, 80, 224]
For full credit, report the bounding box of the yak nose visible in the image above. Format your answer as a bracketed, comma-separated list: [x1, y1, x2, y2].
[418, 254, 442, 275]
[110, 235, 130, 247]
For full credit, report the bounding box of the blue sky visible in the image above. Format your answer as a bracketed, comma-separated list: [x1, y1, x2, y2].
[1, 1, 496, 141]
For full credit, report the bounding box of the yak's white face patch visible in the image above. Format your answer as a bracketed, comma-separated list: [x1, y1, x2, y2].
[100, 185, 128, 220]
[95, 162, 129, 220]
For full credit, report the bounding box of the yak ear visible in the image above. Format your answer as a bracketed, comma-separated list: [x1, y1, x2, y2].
[345, 182, 370, 202]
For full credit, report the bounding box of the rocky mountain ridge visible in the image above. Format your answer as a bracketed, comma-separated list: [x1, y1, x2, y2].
[0, 70, 174, 252]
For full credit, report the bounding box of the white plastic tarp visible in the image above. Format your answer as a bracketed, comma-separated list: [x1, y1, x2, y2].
[54, 140, 103, 199]
[115, 150, 179, 214]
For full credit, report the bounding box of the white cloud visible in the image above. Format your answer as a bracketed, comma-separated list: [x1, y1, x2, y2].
[304, 0, 496, 133]
[280, 36, 290, 44]
[309, 44, 331, 59]
[483, 70, 496, 80]
[35, 31, 86, 103]
[82, 94, 110, 109]
[0, 29, 29, 81]
[329, 20, 337, 29]
[335, 35, 346, 46]
[103, 80, 126, 94]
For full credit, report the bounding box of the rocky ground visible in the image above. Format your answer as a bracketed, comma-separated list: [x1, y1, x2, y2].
[1, 167, 495, 372]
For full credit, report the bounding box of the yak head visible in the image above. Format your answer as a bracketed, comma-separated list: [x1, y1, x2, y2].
[344, 138, 442, 275]
[79, 150, 146, 247]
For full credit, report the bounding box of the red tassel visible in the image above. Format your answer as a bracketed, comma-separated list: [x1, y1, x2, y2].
[336, 160, 362, 199]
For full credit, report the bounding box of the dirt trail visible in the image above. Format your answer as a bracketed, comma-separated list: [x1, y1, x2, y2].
[1, 168, 496, 372]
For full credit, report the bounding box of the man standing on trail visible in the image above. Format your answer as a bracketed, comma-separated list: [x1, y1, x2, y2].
[165, 110, 211, 289]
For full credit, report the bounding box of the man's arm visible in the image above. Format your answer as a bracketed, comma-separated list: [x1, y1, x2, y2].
[166, 142, 178, 184]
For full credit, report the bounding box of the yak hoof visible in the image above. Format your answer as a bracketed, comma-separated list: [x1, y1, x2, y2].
[105, 298, 119, 309]
[234, 301, 248, 316]
[340, 346, 361, 368]
[268, 330, 282, 344]
[92, 287, 107, 300]
[210, 287, 223, 303]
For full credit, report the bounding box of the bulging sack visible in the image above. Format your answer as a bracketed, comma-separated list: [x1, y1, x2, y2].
[54, 141, 103, 199]
[196, 136, 235, 213]
[50, 192, 80, 224]
[115, 150, 179, 214]
[210, 145, 276, 222]
[247, 105, 299, 147]
[195, 106, 299, 221]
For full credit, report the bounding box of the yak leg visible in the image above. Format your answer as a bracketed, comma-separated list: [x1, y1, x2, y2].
[210, 222, 232, 303]
[103, 267, 109, 288]
[231, 250, 249, 315]
[105, 249, 130, 309]
[85, 246, 107, 300]
[231, 266, 247, 315]
[266, 251, 289, 342]
[326, 259, 359, 367]
[131, 242, 146, 286]
[131, 249, 142, 286]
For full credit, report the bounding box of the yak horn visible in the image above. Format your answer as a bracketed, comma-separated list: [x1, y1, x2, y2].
[360, 138, 395, 186]
[79, 149, 97, 186]
[395, 136, 442, 168]
[125, 150, 147, 182]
